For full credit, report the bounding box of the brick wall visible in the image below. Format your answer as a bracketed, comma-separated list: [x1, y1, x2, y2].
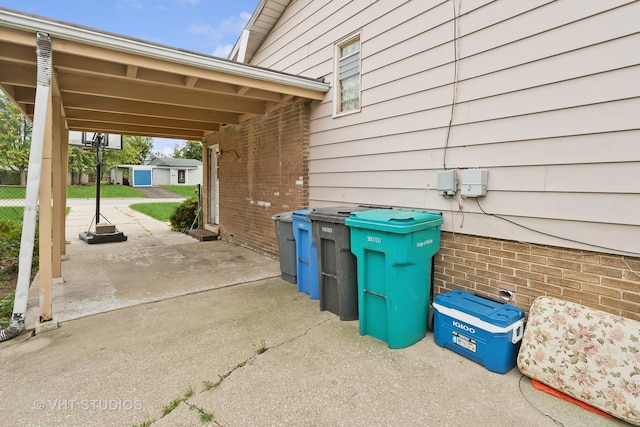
[433, 232, 640, 321]
[205, 102, 310, 256]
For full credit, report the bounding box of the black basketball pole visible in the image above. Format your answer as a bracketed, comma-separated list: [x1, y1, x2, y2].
[94, 132, 103, 225]
[79, 132, 127, 244]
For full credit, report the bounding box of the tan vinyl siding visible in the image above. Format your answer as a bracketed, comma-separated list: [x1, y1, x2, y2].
[250, 0, 640, 257]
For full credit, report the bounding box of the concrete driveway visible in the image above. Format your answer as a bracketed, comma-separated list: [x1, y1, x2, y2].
[0, 201, 629, 427]
[133, 186, 189, 199]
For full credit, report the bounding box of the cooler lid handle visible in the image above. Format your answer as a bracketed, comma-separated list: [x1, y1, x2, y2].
[511, 320, 524, 344]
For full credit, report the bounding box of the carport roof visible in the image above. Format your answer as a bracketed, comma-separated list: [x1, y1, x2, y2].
[0, 7, 329, 141]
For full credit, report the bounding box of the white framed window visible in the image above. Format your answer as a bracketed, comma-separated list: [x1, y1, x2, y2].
[334, 33, 361, 116]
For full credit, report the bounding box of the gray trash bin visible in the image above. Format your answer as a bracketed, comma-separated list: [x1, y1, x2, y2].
[308, 206, 384, 320]
[273, 211, 296, 284]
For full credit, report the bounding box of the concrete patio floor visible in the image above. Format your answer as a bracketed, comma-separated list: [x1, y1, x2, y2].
[0, 200, 631, 426]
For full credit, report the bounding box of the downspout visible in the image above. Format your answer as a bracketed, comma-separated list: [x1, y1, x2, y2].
[0, 32, 52, 342]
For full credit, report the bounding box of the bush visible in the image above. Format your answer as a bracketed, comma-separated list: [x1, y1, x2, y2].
[0, 171, 21, 186]
[0, 219, 38, 277]
[0, 290, 15, 328]
[169, 197, 198, 232]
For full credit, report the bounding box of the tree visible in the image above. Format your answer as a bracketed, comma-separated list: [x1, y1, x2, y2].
[67, 146, 95, 185]
[103, 135, 154, 169]
[0, 91, 32, 186]
[172, 140, 202, 161]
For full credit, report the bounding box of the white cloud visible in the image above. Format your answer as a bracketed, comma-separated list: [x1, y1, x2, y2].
[213, 44, 233, 58]
[188, 11, 252, 57]
[187, 23, 218, 41]
[219, 11, 251, 34]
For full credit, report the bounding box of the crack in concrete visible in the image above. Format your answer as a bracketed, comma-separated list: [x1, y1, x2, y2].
[166, 317, 334, 427]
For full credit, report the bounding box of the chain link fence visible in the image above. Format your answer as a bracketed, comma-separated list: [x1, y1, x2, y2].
[0, 184, 26, 223]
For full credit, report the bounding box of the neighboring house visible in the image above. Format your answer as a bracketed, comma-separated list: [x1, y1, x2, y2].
[110, 157, 202, 187]
[200, 0, 640, 320]
[147, 157, 202, 186]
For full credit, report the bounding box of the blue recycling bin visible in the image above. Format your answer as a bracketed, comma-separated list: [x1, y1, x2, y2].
[292, 210, 319, 299]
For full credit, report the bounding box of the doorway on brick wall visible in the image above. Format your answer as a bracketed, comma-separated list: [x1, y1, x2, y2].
[208, 145, 220, 225]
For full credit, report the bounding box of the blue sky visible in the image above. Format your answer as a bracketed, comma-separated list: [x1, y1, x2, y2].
[0, 0, 260, 155]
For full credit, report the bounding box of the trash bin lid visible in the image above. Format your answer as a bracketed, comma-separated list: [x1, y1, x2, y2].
[292, 209, 312, 223]
[433, 290, 524, 327]
[307, 206, 377, 224]
[272, 211, 293, 222]
[345, 208, 443, 233]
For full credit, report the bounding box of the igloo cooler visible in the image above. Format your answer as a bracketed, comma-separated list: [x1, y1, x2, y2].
[433, 290, 525, 374]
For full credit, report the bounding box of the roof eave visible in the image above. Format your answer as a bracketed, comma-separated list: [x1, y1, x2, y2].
[0, 7, 328, 94]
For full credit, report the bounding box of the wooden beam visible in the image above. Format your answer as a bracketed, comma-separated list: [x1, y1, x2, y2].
[61, 92, 240, 124]
[66, 109, 220, 132]
[184, 75, 198, 88]
[0, 83, 33, 119]
[56, 73, 266, 114]
[238, 113, 259, 122]
[58, 59, 241, 98]
[136, 67, 198, 88]
[67, 119, 204, 139]
[0, 40, 37, 64]
[51, 38, 326, 100]
[10, 86, 36, 104]
[193, 77, 253, 96]
[237, 87, 284, 102]
[0, 27, 37, 48]
[60, 127, 69, 258]
[54, 52, 127, 77]
[52, 95, 64, 280]
[126, 64, 138, 78]
[39, 88, 53, 322]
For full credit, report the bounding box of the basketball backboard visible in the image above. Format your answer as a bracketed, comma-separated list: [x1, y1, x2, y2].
[68, 131, 123, 150]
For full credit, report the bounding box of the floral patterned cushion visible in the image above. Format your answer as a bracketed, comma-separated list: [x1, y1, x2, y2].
[517, 296, 640, 426]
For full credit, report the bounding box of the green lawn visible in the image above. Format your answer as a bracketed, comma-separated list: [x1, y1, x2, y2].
[129, 202, 180, 223]
[67, 184, 145, 198]
[160, 185, 198, 198]
[0, 207, 25, 222]
[0, 186, 26, 200]
[0, 207, 71, 222]
[0, 184, 146, 199]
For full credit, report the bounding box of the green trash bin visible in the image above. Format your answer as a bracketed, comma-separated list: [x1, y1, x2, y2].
[345, 209, 443, 349]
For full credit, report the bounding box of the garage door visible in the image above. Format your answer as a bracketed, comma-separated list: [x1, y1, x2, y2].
[133, 170, 152, 186]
